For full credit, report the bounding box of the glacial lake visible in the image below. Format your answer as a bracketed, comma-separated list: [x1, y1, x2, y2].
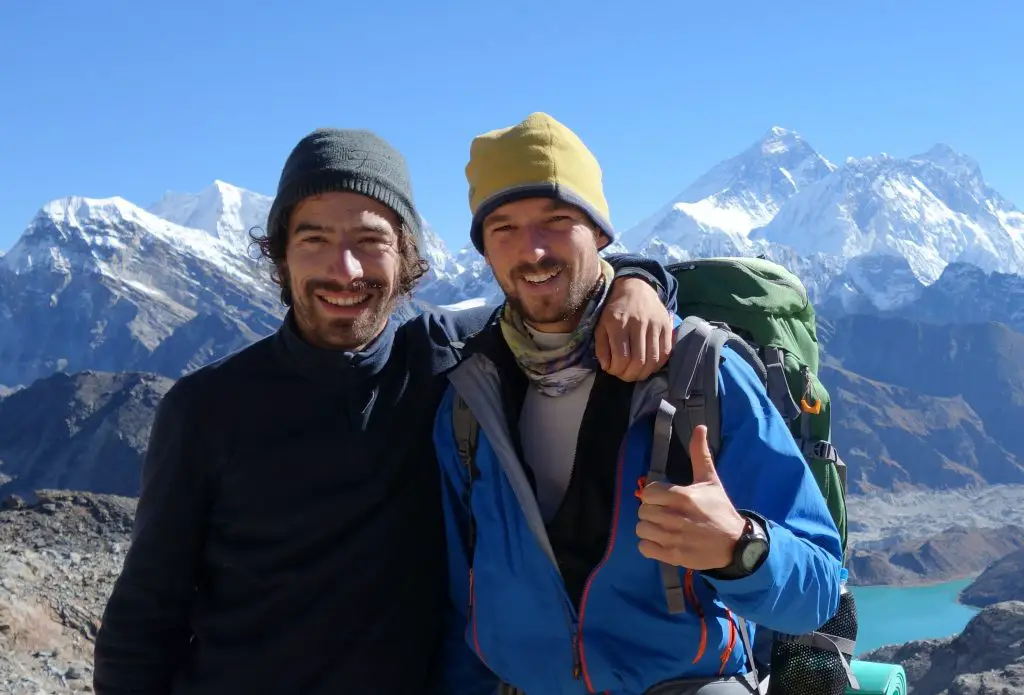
[850, 576, 981, 655]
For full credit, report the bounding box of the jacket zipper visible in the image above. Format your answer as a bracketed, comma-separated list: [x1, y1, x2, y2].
[571, 624, 582, 679]
[571, 439, 629, 689]
[566, 450, 585, 682]
[466, 567, 488, 667]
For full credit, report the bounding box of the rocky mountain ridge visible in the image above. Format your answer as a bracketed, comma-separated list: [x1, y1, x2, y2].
[0, 371, 174, 500]
[860, 601, 1024, 695]
[846, 524, 1024, 587]
[959, 547, 1024, 608]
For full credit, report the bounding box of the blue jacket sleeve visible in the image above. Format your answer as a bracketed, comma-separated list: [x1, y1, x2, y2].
[432, 387, 502, 695]
[604, 253, 678, 315]
[700, 346, 843, 636]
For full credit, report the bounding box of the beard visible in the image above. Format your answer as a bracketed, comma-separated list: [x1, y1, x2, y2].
[290, 275, 397, 351]
[499, 256, 600, 327]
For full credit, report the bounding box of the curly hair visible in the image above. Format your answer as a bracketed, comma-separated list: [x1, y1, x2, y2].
[248, 203, 429, 307]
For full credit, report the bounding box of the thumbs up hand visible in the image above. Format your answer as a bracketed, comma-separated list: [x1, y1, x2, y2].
[636, 425, 748, 571]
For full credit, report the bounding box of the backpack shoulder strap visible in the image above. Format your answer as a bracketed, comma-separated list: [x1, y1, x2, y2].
[452, 391, 480, 474]
[761, 345, 801, 423]
[451, 391, 480, 558]
[659, 316, 766, 461]
[646, 315, 765, 686]
[645, 317, 731, 617]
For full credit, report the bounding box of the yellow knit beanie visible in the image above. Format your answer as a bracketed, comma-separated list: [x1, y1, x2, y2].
[465, 112, 614, 253]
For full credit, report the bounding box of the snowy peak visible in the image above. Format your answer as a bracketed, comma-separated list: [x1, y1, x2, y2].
[756, 148, 1024, 283]
[756, 126, 822, 162]
[39, 195, 157, 233]
[688, 125, 836, 201]
[418, 220, 459, 278]
[2, 193, 259, 294]
[620, 126, 834, 256]
[910, 143, 983, 183]
[147, 180, 272, 253]
[3, 195, 169, 274]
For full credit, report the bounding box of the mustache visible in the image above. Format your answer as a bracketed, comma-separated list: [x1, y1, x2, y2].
[306, 278, 386, 294]
[513, 257, 565, 277]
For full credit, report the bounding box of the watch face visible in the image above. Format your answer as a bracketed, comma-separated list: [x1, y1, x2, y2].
[740, 539, 768, 570]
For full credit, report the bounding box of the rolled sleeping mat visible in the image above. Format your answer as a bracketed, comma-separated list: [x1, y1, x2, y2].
[846, 661, 907, 695]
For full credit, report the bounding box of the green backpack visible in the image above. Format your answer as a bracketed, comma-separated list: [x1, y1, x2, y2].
[665, 256, 848, 557]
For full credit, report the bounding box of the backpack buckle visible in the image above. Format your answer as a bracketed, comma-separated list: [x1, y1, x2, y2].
[810, 440, 837, 462]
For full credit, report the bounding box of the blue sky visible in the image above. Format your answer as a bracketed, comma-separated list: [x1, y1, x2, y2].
[1, 0, 1021, 253]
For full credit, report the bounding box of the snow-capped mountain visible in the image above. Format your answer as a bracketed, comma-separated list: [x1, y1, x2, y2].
[148, 179, 273, 251]
[411, 222, 482, 306]
[0, 193, 282, 388]
[617, 128, 1024, 313]
[851, 262, 1024, 335]
[819, 253, 925, 314]
[754, 146, 1024, 284]
[622, 127, 836, 260]
[3, 125, 1023, 390]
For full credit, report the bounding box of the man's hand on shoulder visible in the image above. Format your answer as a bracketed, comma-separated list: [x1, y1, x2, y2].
[636, 425, 746, 571]
[596, 277, 673, 382]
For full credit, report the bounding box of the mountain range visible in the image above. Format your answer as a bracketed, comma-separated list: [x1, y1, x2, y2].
[2, 125, 1024, 498]
[0, 127, 1021, 387]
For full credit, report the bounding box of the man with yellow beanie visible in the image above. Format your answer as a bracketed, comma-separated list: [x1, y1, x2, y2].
[433, 113, 843, 694]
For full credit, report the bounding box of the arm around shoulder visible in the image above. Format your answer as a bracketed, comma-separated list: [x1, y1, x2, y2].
[93, 381, 212, 694]
[701, 348, 843, 636]
[604, 253, 679, 314]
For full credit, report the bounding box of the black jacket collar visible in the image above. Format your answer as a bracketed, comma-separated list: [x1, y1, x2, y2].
[273, 309, 397, 389]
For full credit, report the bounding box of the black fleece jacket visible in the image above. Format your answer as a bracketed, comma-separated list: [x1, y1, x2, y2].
[92, 255, 676, 695]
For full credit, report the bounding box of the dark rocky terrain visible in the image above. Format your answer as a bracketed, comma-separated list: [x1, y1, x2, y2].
[822, 315, 1024, 494]
[846, 524, 1024, 586]
[861, 601, 1024, 695]
[0, 491, 135, 694]
[0, 371, 173, 500]
[959, 547, 1024, 608]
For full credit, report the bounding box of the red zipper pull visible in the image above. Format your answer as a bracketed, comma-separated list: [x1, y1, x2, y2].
[572, 627, 582, 680]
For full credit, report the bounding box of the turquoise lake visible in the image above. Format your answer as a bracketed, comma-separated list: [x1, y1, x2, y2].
[849, 577, 981, 655]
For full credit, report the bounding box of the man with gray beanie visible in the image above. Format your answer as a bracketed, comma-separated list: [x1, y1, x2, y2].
[93, 125, 680, 695]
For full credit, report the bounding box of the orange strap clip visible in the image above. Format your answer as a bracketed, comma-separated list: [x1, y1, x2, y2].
[800, 398, 822, 415]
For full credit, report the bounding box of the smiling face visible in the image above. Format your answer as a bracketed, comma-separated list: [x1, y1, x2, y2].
[482, 197, 607, 333]
[283, 191, 402, 351]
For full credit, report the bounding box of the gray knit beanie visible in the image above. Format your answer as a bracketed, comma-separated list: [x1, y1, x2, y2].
[266, 128, 422, 246]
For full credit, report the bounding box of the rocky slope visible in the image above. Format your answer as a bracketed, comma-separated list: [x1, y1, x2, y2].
[846, 524, 1024, 586]
[822, 261, 1024, 335]
[0, 371, 173, 500]
[0, 491, 135, 695]
[823, 314, 1024, 492]
[860, 601, 1024, 695]
[959, 547, 1024, 607]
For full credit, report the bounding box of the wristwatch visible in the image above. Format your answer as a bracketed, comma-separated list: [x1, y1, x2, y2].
[733, 514, 770, 575]
[704, 512, 770, 579]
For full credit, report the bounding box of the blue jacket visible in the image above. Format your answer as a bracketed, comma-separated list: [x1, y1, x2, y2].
[433, 316, 843, 695]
